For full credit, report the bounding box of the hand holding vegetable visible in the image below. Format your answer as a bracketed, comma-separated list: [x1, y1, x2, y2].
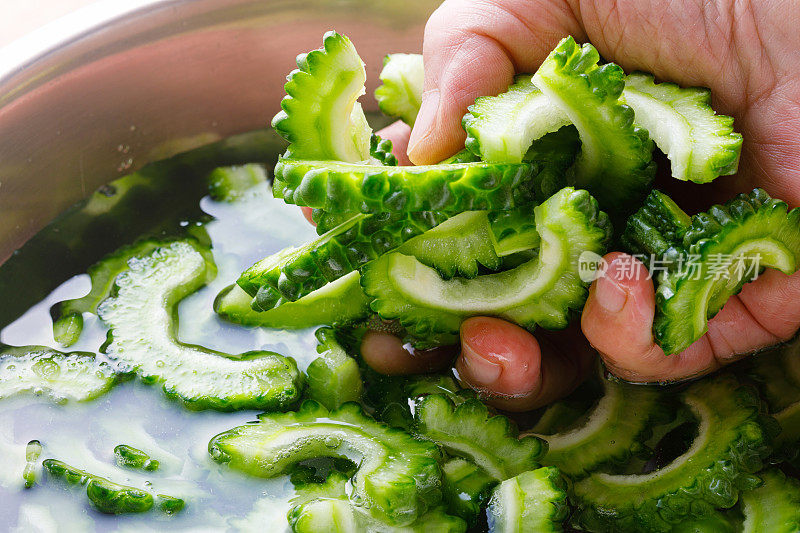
[364, 0, 800, 403]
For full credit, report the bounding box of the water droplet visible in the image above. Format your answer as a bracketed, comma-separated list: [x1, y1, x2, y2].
[324, 436, 342, 448]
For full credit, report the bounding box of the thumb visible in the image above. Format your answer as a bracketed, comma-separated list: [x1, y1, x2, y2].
[407, 0, 584, 164]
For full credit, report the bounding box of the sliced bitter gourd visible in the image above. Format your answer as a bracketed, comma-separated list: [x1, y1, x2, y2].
[305, 327, 363, 410]
[485, 467, 568, 533]
[0, 345, 120, 403]
[534, 376, 671, 478]
[214, 273, 370, 328]
[375, 53, 424, 127]
[622, 72, 742, 183]
[289, 470, 466, 533]
[362, 187, 611, 346]
[43, 459, 154, 514]
[414, 394, 546, 480]
[741, 468, 800, 533]
[533, 37, 655, 214]
[114, 445, 159, 472]
[23, 440, 42, 489]
[623, 188, 800, 355]
[207, 164, 267, 202]
[98, 241, 303, 411]
[573, 375, 773, 532]
[208, 400, 442, 526]
[441, 458, 497, 527]
[273, 158, 550, 214]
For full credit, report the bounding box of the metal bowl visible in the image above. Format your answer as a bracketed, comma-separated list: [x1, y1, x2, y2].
[0, 0, 437, 263]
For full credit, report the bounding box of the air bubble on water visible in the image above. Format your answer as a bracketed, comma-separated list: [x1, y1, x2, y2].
[324, 436, 342, 448]
[155, 360, 165, 368]
[117, 144, 130, 154]
[117, 158, 134, 172]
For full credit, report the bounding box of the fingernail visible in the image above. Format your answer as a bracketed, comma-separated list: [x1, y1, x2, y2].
[407, 89, 440, 160]
[595, 259, 629, 313]
[460, 341, 502, 386]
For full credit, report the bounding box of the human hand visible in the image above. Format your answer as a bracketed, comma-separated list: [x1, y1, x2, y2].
[360, 0, 800, 408]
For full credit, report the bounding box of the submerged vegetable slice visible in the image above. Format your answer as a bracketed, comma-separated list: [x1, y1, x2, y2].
[114, 445, 159, 472]
[43, 459, 154, 515]
[414, 394, 546, 480]
[623, 73, 741, 183]
[441, 457, 497, 527]
[485, 467, 569, 533]
[215, 273, 370, 328]
[741, 469, 800, 533]
[535, 376, 671, 478]
[207, 164, 267, 202]
[289, 471, 466, 533]
[305, 328, 363, 410]
[208, 400, 442, 525]
[375, 53, 424, 127]
[362, 187, 611, 346]
[533, 37, 655, 214]
[23, 440, 42, 489]
[273, 158, 549, 214]
[0, 345, 119, 403]
[98, 241, 302, 411]
[624, 188, 800, 355]
[573, 375, 772, 532]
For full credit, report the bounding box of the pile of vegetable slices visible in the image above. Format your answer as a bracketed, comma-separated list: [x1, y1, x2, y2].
[2, 31, 800, 532]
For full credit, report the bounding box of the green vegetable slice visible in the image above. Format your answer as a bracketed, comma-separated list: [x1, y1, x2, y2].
[376, 53, 424, 127]
[441, 458, 497, 527]
[273, 158, 549, 214]
[114, 445, 159, 472]
[573, 375, 772, 532]
[741, 469, 800, 533]
[214, 273, 370, 328]
[272, 31, 372, 162]
[485, 467, 569, 533]
[289, 471, 466, 533]
[207, 164, 267, 202]
[362, 187, 611, 346]
[414, 394, 546, 480]
[534, 377, 671, 478]
[622, 72, 742, 183]
[0, 345, 119, 403]
[623, 188, 800, 355]
[305, 327, 363, 410]
[464, 74, 571, 163]
[533, 36, 655, 214]
[208, 400, 442, 525]
[43, 459, 154, 515]
[98, 241, 303, 411]
[23, 440, 42, 489]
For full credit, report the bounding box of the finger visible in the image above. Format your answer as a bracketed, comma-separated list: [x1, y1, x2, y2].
[455, 317, 591, 411]
[360, 330, 457, 375]
[300, 207, 315, 226]
[408, 0, 584, 164]
[376, 121, 413, 165]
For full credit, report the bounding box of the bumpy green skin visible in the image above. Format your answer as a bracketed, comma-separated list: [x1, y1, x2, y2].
[0, 345, 120, 403]
[273, 158, 551, 214]
[533, 37, 655, 216]
[621, 190, 692, 260]
[208, 400, 443, 526]
[23, 440, 42, 489]
[362, 187, 611, 346]
[237, 209, 449, 305]
[215, 274, 370, 328]
[305, 328, 363, 410]
[535, 377, 671, 478]
[464, 74, 571, 163]
[370, 134, 398, 166]
[486, 467, 569, 533]
[50, 238, 166, 347]
[289, 471, 465, 533]
[741, 469, 800, 533]
[207, 164, 267, 202]
[573, 375, 773, 532]
[375, 53, 424, 127]
[157, 495, 185, 515]
[414, 394, 546, 480]
[272, 31, 372, 163]
[624, 188, 800, 355]
[669, 512, 737, 533]
[114, 445, 159, 472]
[98, 241, 303, 411]
[623, 73, 742, 183]
[43, 459, 154, 514]
[441, 458, 497, 527]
